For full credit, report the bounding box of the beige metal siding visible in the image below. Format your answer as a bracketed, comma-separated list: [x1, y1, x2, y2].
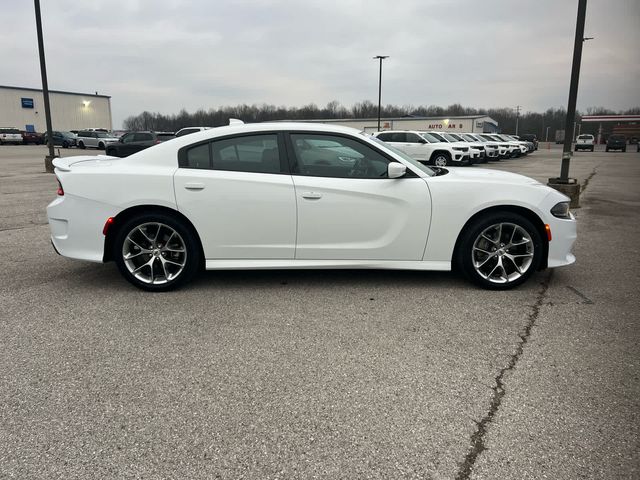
[0, 87, 112, 132]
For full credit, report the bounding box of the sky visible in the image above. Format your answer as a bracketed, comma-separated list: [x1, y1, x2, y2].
[2, 0, 639, 128]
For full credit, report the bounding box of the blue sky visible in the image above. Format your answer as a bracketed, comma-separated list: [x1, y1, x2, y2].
[2, 0, 639, 127]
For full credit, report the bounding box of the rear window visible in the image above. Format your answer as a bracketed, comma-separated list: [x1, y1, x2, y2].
[609, 135, 625, 140]
[578, 135, 593, 140]
[0, 128, 21, 134]
[157, 134, 175, 141]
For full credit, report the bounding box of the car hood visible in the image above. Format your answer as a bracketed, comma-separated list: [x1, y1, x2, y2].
[440, 167, 543, 186]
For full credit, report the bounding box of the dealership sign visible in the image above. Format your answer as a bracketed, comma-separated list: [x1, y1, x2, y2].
[21, 97, 34, 108]
[428, 120, 464, 130]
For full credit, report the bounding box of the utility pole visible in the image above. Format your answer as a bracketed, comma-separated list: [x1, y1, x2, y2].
[515, 105, 521, 135]
[373, 55, 389, 132]
[34, 0, 57, 173]
[548, 0, 590, 208]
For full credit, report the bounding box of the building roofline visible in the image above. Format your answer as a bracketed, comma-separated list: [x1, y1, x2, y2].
[298, 115, 494, 122]
[0, 85, 111, 99]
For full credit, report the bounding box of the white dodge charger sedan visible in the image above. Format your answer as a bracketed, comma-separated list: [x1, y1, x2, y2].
[47, 122, 576, 291]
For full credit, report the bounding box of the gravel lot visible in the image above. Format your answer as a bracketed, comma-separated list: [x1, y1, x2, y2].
[1, 144, 638, 479]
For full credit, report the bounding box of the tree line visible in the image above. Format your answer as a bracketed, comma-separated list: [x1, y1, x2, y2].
[123, 102, 640, 139]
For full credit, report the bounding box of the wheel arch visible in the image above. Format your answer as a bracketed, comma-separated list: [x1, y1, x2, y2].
[452, 204, 549, 271]
[103, 204, 205, 266]
[430, 150, 451, 161]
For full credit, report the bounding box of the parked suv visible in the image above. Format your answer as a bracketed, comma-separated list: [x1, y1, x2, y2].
[21, 131, 44, 145]
[606, 134, 626, 152]
[76, 130, 120, 149]
[575, 134, 595, 152]
[105, 131, 175, 157]
[518, 134, 539, 150]
[0, 128, 24, 145]
[373, 130, 470, 166]
[44, 131, 77, 148]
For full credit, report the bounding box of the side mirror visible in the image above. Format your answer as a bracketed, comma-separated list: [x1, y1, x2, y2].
[388, 162, 406, 179]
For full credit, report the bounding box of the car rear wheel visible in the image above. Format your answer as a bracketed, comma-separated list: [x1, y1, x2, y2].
[114, 213, 202, 291]
[62, 140, 69, 148]
[457, 212, 543, 290]
[431, 152, 450, 167]
[78, 141, 85, 149]
[98, 142, 105, 149]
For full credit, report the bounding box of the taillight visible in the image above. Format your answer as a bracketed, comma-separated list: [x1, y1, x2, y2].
[155, 139, 161, 144]
[56, 179, 64, 196]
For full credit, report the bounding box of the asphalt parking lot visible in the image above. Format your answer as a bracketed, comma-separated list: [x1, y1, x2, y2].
[1, 144, 639, 479]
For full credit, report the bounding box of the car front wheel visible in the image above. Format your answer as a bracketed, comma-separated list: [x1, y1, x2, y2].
[457, 212, 543, 290]
[431, 152, 450, 167]
[114, 213, 202, 291]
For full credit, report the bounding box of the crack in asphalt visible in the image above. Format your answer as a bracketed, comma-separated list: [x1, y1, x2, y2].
[454, 271, 553, 480]
[581, 166, 598, 192]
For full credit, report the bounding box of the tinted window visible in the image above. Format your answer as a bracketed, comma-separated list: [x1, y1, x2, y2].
[133, 133, 153, 142]
[406, 133, 424, 143]
[578, 135, 593, 140]
[389, 132, 406, 142]
[157, 134, 175, 142]
[376, 132, 392, 141]
[185, 143, 210, 169]
[290, 133, 390, 179]
[121, 133, 136, 143]
[211, 134, 281, 174]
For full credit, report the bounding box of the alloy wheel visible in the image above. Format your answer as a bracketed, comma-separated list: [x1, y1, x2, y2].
[471, 222, 534, 284]
[122, 222, 187, 285]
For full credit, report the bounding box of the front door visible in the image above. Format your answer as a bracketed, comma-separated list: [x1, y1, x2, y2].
[286, 132, 431, 260]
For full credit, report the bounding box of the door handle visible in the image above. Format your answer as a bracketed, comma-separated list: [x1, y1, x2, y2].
[301, 191, 322, 199]
[184, 182, 205, 191]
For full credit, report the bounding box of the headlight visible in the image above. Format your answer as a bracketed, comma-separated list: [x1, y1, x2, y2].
[551, 201, 571, 219]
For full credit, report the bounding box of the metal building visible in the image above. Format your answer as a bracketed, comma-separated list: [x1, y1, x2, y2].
[0, 85, 112, 133]
[299, 115, 499, 134]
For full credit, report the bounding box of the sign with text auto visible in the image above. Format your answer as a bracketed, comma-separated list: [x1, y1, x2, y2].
[427, 120, 464, 130]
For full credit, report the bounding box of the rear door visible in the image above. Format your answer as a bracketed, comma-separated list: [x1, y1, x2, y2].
[174, 132, 297, 259]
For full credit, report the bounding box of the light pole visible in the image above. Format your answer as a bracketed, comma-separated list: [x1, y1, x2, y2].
[515, 105, 521, 135]
[548, 0, 590, 208]
[373, 55, 389, 132]
[545, 126, 550, 142]
[34, 0, 56, 172]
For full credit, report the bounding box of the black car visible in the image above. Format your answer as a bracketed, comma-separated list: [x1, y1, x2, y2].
[44, 131, 77, 148]
[518, 134, 538, 150]
[105, 131, 175, 157]
[606, 134, 626, 152]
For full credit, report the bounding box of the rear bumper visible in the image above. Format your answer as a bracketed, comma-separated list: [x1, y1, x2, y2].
[47, 194, 118, 263]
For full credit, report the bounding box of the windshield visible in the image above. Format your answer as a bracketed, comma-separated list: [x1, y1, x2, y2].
[419, 132, 441, 143]
[428, 132, 447, 142]
[443, 133, 460, 142]
[368, 136, 435, 177]
[462, 134, 480, 142]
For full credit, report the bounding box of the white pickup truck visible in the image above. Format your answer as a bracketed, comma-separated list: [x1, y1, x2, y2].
[0, 127, 24, 145]
[76, 130, 120, 150]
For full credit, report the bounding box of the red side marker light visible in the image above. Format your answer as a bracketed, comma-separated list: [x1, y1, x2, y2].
[103, 217, 115, 235]
[56, 179, 64, 196]
[545, 224, 552, 241]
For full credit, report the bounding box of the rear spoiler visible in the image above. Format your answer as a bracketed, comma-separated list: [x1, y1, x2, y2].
[52, 155, 116, 172]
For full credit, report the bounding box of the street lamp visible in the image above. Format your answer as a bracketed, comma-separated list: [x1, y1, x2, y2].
[548, 0, 589, 207]
[34, 0, 56, 172]
[373, 55, 389, 131]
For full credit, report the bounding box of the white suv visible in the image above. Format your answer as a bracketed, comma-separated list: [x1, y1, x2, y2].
[373, 131, 470, 166]
[76, 130, 120, 149]
[575, 134, 595, 152]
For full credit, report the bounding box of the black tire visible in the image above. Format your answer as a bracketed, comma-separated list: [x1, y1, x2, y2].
[430, 151, 450, 167]
[78, 141, 86, 149]
[113, 212, 202, 292]
[62, 140, 69, 148]
[98, 141, 105, 149]
[456, 211, 543, 290]
[105, 147, 117, 157]
[622, 147, 626, 152]
[590, 147, 594, 152]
